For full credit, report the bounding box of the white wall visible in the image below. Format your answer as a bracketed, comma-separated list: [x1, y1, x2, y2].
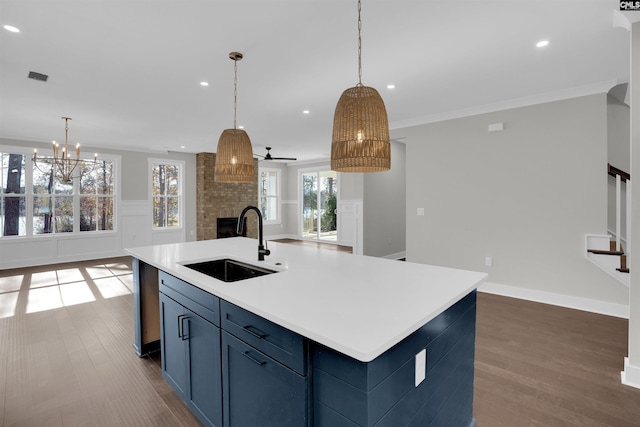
[363, 140, 406, 258]
[397, 94, 628, 307]
[0, 138, 197, 268]
[260, 162, 290, 238]
[608, 93, 631, 172]
[622, 19, 640, 389]
[607, 93, 630, 239]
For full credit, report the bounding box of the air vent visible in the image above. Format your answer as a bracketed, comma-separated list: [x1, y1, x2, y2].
[28, 71, 48, 82]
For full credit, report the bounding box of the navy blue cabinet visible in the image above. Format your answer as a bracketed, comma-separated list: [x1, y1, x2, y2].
[185, 307, 222, 426]
[222, 331, 308, 426]
[311, 291, 477, 427]
[154, 266, 476, 427]
[159, 272, 223, 427]
[159, 293, 188, 398]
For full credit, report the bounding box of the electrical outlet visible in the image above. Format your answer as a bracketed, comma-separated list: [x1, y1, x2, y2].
[415, 349, 427, 387]
[417, 208, 425, 216]
[485, 256, 492, 267]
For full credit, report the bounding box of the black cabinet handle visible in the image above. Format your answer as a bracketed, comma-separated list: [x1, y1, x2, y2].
[242, 325, 267, 340]
[178, 315, 189, 340]
[177, 315, 185, 339]
[181, 316, 189, 341]
[242, 351, 266, 366]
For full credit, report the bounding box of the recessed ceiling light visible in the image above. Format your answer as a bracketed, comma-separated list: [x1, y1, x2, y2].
[3, 25, 20, 33]
[200, 81, 209, 87]
[180, 145, 186, 149]
[536, 40, 549, 48]
[303, 110, 310, 114]
[387, 84, 396, 89]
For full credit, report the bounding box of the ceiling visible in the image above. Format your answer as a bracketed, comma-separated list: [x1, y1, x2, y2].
[0, 0, 631, 163]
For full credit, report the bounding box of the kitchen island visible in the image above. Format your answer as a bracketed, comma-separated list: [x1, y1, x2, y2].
[127, 237, 486, 427]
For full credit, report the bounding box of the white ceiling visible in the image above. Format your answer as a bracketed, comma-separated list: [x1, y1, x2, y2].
[0, 0, 631, 163]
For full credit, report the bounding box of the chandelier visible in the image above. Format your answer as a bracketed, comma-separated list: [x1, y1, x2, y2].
[331, 0, 390, 172]
[32, 117, 97, 184]
[214, 52, 254, 183]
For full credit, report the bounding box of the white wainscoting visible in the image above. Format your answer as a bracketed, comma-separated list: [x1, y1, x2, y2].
[121, 200, 152, 250]
[152, 229, 185, 245]
[121, 200, 184, 248]
[0, 199, 185, 269]
[338, 199, 363, 255]
[0, 233, 122, 269]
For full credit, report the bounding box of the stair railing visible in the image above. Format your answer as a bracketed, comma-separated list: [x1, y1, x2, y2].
[608, 163, 631, 254]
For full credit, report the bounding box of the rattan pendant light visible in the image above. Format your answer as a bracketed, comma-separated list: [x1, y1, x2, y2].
[214, 52, 254, 183]
[331, 0, 390, 173]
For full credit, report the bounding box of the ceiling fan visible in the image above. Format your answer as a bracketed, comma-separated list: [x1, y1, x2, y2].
[257, 147, 297, 162]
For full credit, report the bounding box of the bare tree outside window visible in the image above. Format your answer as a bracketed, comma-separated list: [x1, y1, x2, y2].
[80, 160, 114, 231]
[1, 153, 26, 236]
[152, 163, 181, 228]
[1, 150, 116, 238]
[33, 165, 55, 234]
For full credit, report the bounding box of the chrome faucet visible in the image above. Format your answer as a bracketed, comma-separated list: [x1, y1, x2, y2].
[237, 206, 271, 261]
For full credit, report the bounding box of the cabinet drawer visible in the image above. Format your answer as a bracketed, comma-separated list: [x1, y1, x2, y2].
[222, 331, 308, 427]
[221, 300, 306, 375]
[159, 271, 220, 326]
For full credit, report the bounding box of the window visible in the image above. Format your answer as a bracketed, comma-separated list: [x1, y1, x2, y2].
[1, 153, 26, 236]
[259, 168, 280, 224]
[151, 160, 183, 228]
[1, 146, 117, 238]
[300, 169, 337, 241]
[80, 162, 115, 231]
[32, 160, 115, 234]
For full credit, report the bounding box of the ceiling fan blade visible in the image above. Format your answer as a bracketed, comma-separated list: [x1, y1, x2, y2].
[269, 156, 297, 161]
[261, 147, 296, 161]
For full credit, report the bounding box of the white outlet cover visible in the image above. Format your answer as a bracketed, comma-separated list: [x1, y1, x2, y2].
[417, 208, 425, 216]
[488, 122, 504, 132]
[415, 349, 426, 387]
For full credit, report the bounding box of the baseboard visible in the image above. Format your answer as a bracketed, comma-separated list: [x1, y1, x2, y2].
[479, 282, 629, 319]
[264, 233, 293, 241]
[382, 251, 407, 260]
[621, 357, 640, 389]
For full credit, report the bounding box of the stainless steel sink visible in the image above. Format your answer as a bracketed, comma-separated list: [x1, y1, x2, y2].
[184, 258, 277, 282]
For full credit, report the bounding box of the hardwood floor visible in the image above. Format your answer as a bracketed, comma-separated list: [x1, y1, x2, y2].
[0, 257, 201, 427]
[1, 257, 639, 426]
[474, 293, 640, 427]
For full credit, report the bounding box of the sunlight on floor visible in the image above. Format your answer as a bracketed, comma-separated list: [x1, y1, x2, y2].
[94, 276, 132, 299]
[0, 292, 19, 319]
[60, 281, 96, 306]
[0, 275, 23, 293]
[26, 286, 64, 313]
[31, 270, 66, 288]
[0, 274, 23, 318]
[0, 260, 133, 318]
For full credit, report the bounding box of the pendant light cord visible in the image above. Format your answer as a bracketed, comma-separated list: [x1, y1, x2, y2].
[233, 58, 238, 129]
[357, 0, 362, 86]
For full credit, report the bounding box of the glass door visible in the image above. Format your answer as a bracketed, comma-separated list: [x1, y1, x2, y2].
[301, 170, 337, 241]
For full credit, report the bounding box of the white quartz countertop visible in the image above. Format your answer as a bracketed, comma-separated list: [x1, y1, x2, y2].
[126, 237, 487, 362]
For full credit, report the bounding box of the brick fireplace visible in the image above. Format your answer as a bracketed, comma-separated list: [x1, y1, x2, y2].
[196, 153, 258, 241]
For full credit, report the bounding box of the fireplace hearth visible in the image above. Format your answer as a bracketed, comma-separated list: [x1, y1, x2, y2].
[217, 217, 247, 239]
